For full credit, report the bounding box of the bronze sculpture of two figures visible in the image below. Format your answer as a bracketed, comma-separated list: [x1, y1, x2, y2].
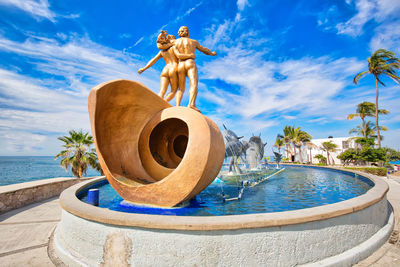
[138, 26, 216, 112]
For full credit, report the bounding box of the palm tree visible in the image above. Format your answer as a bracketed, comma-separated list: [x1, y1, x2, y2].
[293, 130, 312, 163]
[349, 121, 388, 140]
[353, 49, 400, 148]
[314, 154, 327, 164]
[283, 126, 295, 160]
[274, 134, 285, 154]
[321, 141, 338, 165]
[305, 142, 317, 163]
[55, 130, 101, 178]
[282, 126, 312, 162]
[347, 102, 388, 139]
[88, 148, 104, 175]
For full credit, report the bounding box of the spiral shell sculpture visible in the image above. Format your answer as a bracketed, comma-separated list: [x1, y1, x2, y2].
[88, 79, 225, 207]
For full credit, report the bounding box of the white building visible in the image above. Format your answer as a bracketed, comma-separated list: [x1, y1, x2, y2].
[301, 137, 359, 165]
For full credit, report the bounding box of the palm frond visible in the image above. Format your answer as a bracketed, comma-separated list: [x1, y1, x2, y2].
[347, 113, 359, 120]
[384, 72, 400, 84]
[378, 109, 389, 115]
[55, 130, 99, 178]
[375, 75, 385, 86]
[353, 71, 369, 84]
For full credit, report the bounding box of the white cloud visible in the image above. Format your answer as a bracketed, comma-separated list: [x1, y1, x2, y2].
[0, 129, 47, 153]
[133, 37, 143, 47]
[0, 69, 84, 111]
[307, 117, 329, 123]
[237, 0, 249, 11]
[370, 22, 400, 54]
[203, 20, 233, 50]
[62, 13, 80, 19]
[0, 0, 56, 22]
[202, 18, 271, 52]
[382, 128, 400, 150]
[283, 115, 296, 120]
[0, 69, 89, 154]
[0, 34, 160, 96]
[179, 1, 203, 19]
[202, 49, 364, 119]
[373, 0, 400, 19]
[157, 2, 203, 32]
[336, 0, 400, 37]
[119, 33, 132, 39]
[336, 0, 374, 36]
[134, 2, 204, 53]
[197, 15, 390, 141]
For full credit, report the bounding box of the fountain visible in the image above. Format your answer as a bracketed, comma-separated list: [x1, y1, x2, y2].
[52, 27, 393, 266]
[273, 151, 283, 169]
[217, 127, 282, 193]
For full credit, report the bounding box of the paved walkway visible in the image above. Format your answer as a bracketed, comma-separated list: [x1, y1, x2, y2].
[0, 197, 60, 266]
[1, 176, 400, 266]
[390, 171, 400, 177]
[355, 177, 400, 266]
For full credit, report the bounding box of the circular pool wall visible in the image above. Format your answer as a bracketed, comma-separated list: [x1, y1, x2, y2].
[53, 167, 393, 267]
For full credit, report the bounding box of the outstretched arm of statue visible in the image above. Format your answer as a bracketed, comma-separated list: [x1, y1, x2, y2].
[196, 41, 217, 56]
[172, 46, 196, 60]
[138, 52, 162, 74]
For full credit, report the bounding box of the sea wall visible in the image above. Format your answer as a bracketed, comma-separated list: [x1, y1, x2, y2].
[0, 177, 99, 214]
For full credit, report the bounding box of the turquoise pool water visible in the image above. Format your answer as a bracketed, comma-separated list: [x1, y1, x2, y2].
[79, 165, 374, 216]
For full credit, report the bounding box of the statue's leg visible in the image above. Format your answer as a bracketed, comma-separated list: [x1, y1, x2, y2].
[187, 63, 199, 111]
[159, 70, 169, 99]
[165, 66, 178, 102]
[176, 62, 186, 106]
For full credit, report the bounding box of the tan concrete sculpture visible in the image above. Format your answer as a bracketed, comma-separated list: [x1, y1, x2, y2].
[88, 79, 225, 207]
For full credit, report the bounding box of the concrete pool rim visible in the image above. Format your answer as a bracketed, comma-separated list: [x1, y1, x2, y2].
[59, 165, 389, 231]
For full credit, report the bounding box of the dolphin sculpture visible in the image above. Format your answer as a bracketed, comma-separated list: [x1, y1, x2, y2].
[273, 150, 282, 169]
[223, 125, 248, 174]
[246, 133, 267, 169]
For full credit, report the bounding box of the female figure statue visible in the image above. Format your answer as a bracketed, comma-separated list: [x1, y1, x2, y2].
[138, 31, 179, 102]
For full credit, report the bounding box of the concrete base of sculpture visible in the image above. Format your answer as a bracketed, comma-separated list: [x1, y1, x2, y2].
[88, 79, 225, 207]
[53, 169, 392, 266]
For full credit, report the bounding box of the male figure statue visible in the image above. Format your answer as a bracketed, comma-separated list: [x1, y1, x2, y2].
[173, 26, 216, 112]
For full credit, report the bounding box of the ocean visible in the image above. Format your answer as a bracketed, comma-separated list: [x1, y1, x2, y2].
[0, 156, 101, 186]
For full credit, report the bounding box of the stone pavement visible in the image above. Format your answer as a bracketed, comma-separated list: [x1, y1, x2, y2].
[356, 177, 400, 266]
[0, 176, 400, 266]
[0, 197, 60, 266]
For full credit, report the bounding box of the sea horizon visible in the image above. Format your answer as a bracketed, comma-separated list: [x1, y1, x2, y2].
[0, 156, 101, 186]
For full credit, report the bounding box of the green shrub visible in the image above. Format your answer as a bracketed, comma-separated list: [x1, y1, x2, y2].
[316, 163, 327, 166]
[314, 154, 327, 164]
[337, 147, 387, 166]
[345, 167, 387, 176]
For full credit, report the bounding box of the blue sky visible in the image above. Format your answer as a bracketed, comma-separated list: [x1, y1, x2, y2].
[0, 0, 399, 156]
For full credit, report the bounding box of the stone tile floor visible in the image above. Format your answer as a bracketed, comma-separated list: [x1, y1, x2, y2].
[356, 177, 400, 266]
[0, 176, 400, 266]
[0, 197, 59, 266]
